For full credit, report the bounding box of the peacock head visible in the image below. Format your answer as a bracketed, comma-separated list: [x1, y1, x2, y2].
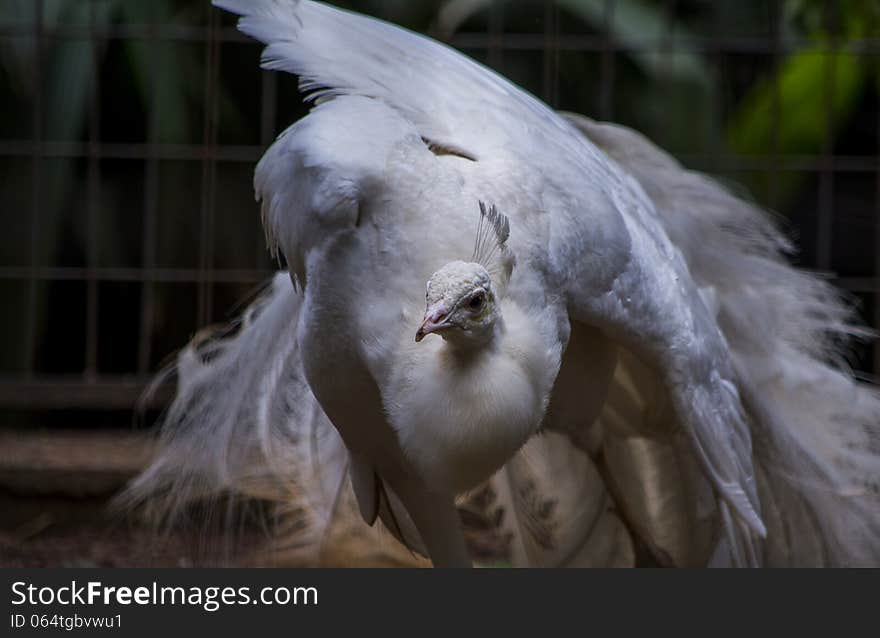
[415, 202, 514, 348]
[415, 261, 499, 345]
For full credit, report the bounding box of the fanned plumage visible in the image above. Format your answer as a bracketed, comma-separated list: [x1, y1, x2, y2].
[124, 1, 880, 567]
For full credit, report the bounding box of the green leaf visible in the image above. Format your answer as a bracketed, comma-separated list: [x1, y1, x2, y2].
[726, 45, 866, 205]
[729, 49, 864, 156]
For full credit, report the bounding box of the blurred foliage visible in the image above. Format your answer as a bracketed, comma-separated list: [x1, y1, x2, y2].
[726, 0, 879, 201]
[438, 0, 712, 85]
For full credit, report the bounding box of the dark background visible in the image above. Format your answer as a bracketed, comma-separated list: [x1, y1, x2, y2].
[0, 0, 878, 565]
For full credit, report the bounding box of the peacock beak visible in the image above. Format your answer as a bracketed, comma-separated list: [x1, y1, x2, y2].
[415, 303, 450, 342]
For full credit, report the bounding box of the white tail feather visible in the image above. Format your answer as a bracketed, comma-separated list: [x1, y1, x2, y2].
[120, 275, 347, 559]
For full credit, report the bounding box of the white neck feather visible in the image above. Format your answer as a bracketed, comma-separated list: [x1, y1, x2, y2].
[440, 314, 505, 358]
[387, 300, 557, 496]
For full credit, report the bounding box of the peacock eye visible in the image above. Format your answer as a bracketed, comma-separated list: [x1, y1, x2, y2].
[469, 294, 484, 310]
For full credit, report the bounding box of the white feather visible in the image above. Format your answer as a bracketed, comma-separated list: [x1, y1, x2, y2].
[567, 114, 880, 565]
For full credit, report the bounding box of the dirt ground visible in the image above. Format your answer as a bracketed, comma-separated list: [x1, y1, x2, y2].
[0, 428, 426, 567]
[0, 428, 507, 568]
[0, 428, 263, 567]
[1, 500, 209, 568]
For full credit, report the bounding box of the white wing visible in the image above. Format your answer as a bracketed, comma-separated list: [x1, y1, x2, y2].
[566, 114, 880, 566]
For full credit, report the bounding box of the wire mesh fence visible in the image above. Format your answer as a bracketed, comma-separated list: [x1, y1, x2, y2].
[0, 0, 877, 421]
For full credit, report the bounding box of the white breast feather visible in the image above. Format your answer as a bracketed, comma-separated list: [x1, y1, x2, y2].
[387, 301, 558, 493]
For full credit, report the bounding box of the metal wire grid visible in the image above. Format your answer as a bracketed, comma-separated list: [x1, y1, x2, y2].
[0, 0, 877, 412]
[0, 3, 279, 408]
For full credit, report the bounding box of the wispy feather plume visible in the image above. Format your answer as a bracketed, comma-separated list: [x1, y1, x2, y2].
[473, 200, 515, 292]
